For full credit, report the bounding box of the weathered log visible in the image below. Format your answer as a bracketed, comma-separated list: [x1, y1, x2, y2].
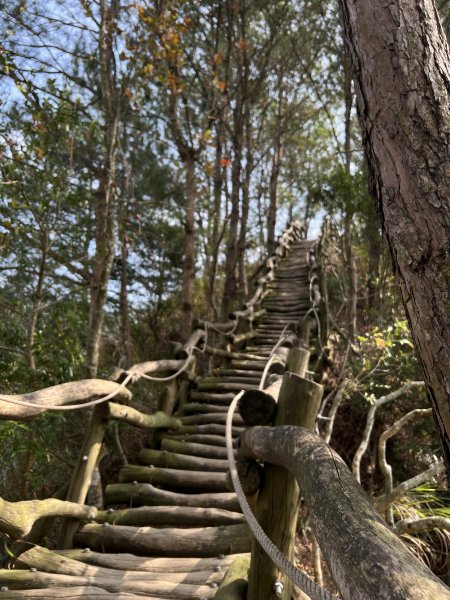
[237, 379, 282, 428]
[190, 391, 237, 404]
[229, 330, 258, 344]
[267, 346, 290, 374]
[0, 497, 96, 539]
[0, 380, 131, 420]
[214, 555, 250, 600]
[247, 372, 322, 600]
[57, 549, 248, 573]
[109, 357, 194, 383]
[179, 412, 244, 426]
[196, 382, 255, 392]
[105, 482, 241, 511]
[241, 425, 450, 600]
[0, 564, 215, 599]
[216, 369, 264, 378]
[163, 433, 238, 448]
[0, 587, 146, 599]
[17, 544, 223, 586]
[286, 347, 310, 378]
[199, 376, 261, 386]
[170, 423, 244, 436]
[105, 404, 181, 429]
[95, 506, 245, 527]
[182, 402, 228, 414]
[192, 318, 236, 333]
[160, 438, 235, 460]
[158, 378, 178, 416]
[74, 523, 251, 558]
[202, 346, 266, 361]
[139, 448, 229, 471]
[238, 390, 277, 426]
[176, 329, 205, 359]
[118, 464, 229, 491]
[226, 361, 265, 372]
[225, 459, 262, 496]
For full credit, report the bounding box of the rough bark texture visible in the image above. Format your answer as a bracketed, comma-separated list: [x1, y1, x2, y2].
[0, 497, 95, 539]
[241, 425, 450, 600]
[339, 0, 450, 470]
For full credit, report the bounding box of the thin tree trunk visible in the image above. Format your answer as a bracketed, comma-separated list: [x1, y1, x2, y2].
[340, 0, 450, 472]
[222, 95, 243, 319]
[181, 157, 196, 337]
[26, 232, 48, 372]
[87, 0, 119, 377]
[119, 231, 133, 368]
[344, 214, 357, 341]
[207, 120, 225, 320]
[237, 106, 253, 298]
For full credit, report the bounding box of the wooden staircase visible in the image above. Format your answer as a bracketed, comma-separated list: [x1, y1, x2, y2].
[1, 237, 317, 599]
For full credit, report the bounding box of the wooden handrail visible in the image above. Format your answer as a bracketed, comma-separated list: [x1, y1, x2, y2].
[240, 425, 450, 600]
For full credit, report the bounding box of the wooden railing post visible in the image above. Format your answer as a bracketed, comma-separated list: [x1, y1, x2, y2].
[246, 352, 323, 600]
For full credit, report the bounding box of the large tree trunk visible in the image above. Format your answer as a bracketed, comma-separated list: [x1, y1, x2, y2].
[340, 0, 450, 470]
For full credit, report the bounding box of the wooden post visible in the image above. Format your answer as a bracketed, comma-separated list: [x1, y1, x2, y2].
[246, 370, 322, 600]
[59, 406, 108, 548]
[214, 555, 250, 600]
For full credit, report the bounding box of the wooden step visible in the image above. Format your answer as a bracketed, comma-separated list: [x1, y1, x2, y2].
[160, 438, 233, 459]
[12, 545, 218, 598]
[118, 465, 230, 492]
[57, 549, 248, 573]
[95, 505, 244, 527]
[179, 412, 244, 426]
[163, 433, 237, 447]
[138, 448, 228, 471]
[105, 482, 241, 511]
[74, 523, 252, 558]
[171, 423, 244, 436]
[190, 391, 237, 403]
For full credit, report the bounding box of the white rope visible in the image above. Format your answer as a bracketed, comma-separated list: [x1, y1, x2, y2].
[226, 393, 337, 600]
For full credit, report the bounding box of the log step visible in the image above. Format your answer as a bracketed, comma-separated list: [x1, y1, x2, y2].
[118, 465, 230, 492]
[181, 402, 230, 414]
[190, 391, 237, 403]
[163, 433, 238, 447]
[95, 506, 245, 527]
[74, 523, 252, 558]
[138, 448, 229, 471]
[105, 483, 241, 511]
[179, 412, 244, 426]
[160, 438, 234, 459]
[10, 545, 217, 598]
[56, 549, 248, 573]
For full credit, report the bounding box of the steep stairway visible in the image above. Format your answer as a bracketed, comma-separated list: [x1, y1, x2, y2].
[4, 237, 318, 599]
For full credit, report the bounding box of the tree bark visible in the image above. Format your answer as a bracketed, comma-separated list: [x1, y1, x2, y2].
[87, 0, 120, 378]
[339, 0, 450, 472]
[181, 156, 196, 337]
